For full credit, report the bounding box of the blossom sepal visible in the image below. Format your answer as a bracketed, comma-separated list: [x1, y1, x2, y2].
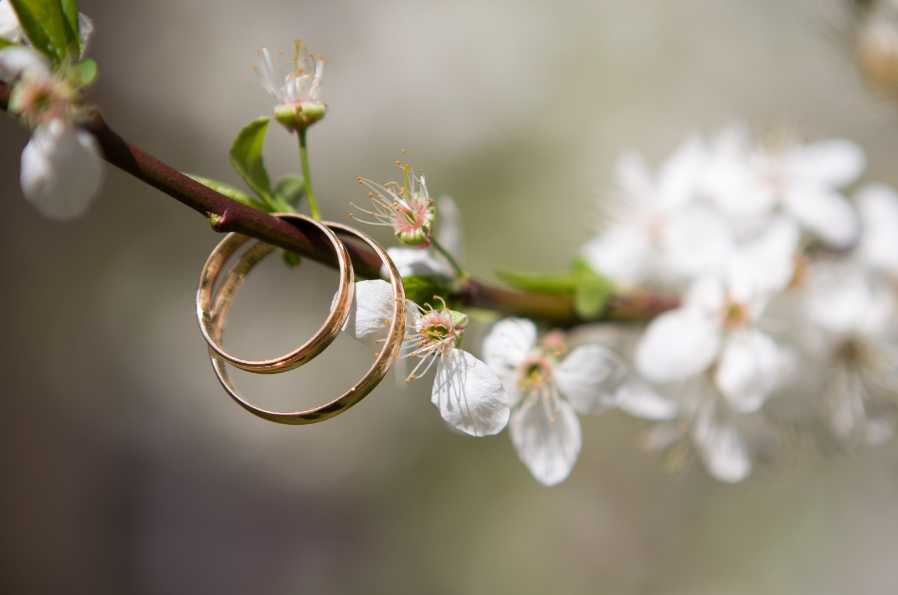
[272, 99, 327, 132]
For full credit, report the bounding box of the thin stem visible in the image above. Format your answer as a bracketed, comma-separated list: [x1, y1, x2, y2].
[298, 127, 321, 220]
[431, 238, 466, 280]
[0, 81, 679, 327]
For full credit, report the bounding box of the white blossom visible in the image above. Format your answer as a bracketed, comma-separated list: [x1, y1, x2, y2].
[341, 280, 509, 437]
[482, 318, 626, 485]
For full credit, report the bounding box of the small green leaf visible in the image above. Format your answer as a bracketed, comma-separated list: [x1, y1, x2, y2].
[59, 0, 82, 52]
[186, 174, 273, 212]
[9, 0, 78, 64]
[0, 38, 14, 49]
[229, 117, 273, 204]
[570, 257, 616, 319]
[72, 57, 97, 86]
[402, 275, 450, 306]
[274, 174, 305, 208]
[496, 269, 577, 294]
[282, 251, 302, 268]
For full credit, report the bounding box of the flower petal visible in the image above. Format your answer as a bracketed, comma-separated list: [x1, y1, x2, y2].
[784, 181, 859, 248]
[482, 317, 537, 407]
[790, 138, 866, 187]
[856, 183, 898, 276]
[0, 2, 23, 44]
[662, 205, 735, 280]
[634, 308, 721, 383]
[554, 344, 626, 414]
[694, 420, 752, 483]
[435, 195, 464, 261]
[339, 279, 396, 351]
[382, 246, 454, 279]
[510, 390, 581, 486]
[657, 134, 706, 208]
[727, 217, 799, 302]
[714, 328, 787, 413]
[0, 46, 52, 81]
[617, 378, 679, 420]
[432, 349, 509, 437]
[581, 227, 652, 287]
[20, 120, 102, 219]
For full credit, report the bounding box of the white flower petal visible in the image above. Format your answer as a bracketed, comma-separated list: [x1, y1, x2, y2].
[662, 205, 735, 280]
[714, 329, 786, 413]
[657, 134, 706, 208]
[581, 227, 652, 287]
[694, 421, 752, 483]
[510, 391, 581, 486]
[432, 349, 509, 437]
[339, 280, 396, 351]
[857, 183, 898, 276]
[727, 217, 799, 302]
[790, 138, 866, 187]
[617, 378, 679, 420]
[435, 195, 464, 261]
[784, 181, 860, 248]
[634, 308, 721, 383]
[482, 317, 537, 406]
[0, 0, 23, 43]
[20, 120, 102, 219]
[554, 344, 626, 414]
[382, 246, 454, 279]
[805, 267, 880, 335]
[0, 46, 52, 81]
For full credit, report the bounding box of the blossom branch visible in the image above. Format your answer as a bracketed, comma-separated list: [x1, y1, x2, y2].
[0, 81, 676, 326]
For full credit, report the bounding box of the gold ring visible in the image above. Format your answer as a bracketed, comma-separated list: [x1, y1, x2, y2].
[207, 222, 407, 425]
[196, 212, 355, 373]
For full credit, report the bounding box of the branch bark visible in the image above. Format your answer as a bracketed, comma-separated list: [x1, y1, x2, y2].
[0, 81, 677, 327]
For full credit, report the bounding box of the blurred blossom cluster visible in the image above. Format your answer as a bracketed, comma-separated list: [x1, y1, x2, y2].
[568, 124, 898, 483]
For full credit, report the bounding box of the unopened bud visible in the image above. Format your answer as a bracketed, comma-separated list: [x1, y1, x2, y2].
[273, 100, 327, 131]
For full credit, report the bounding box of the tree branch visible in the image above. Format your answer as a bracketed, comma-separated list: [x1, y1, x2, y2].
[0, 81, 677, 327]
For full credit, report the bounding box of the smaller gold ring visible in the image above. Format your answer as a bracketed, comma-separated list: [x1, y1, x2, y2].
[196, 213, 354, 374]
[207, 222, 407, 425]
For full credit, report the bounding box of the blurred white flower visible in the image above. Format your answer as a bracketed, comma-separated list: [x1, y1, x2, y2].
[634, 220, 799, 413]
[582, 136, 735, 287]
[0, 0, 24, 43]
[20, 118, 101, 219]
[0, 47, 102, 219]
[856, 183, 898, 277]
[482, 318, 626, 485]
[704, 125, 865, 248]
[341, 280, 509, 437]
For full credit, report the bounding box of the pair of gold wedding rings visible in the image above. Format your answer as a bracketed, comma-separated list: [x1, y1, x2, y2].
[195, 213, 407, 424]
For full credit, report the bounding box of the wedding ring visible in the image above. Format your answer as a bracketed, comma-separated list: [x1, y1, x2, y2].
[207, 222, 407, 425]
[196, 212, 354, 373]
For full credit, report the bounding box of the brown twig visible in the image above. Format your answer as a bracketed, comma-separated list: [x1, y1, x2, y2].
[0, 81, 678, 327]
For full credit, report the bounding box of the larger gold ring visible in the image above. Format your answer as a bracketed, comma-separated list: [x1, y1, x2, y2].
[196, 213, 354, 374]
[208, 222, 407, 425]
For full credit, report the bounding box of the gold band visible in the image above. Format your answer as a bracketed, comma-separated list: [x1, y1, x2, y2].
[196, 213, 354, 374]
[206, 222, 407, 425]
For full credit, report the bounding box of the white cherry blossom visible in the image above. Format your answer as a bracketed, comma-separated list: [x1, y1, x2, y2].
[482, 318, 626, 485]
[703, 125, 865, 248]
[634, 220, 799, 413]
[582, 136, 734, 287]
[341, 280, 508, 437]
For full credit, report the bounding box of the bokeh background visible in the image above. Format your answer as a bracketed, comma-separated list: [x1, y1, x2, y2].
[3, 0, 898, 593]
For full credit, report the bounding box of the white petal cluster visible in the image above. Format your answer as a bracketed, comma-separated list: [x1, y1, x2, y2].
[576, 124, 898, 483]
[482, 319, 626, 485]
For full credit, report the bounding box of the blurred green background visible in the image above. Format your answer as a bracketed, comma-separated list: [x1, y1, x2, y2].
[3, 0, 898, 593]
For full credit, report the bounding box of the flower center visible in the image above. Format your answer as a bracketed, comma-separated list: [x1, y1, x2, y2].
[721, 299, 748, 329]
[518, 352, 555, 390]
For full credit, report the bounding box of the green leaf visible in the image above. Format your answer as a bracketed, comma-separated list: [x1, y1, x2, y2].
[282, 250, 302, 268]
[9, 0, 79, 64]
[0, 38, 13, 49]
[229, 117, 273, 204]
[71, 57, 97, 86]
[186, 174, 273, 212]
[570, 258, 616, 319]
[274, 174, 305, 208]
[402, 275, 449, 306]
[496, 269, 577, 294]
[59, 0, 82, 52]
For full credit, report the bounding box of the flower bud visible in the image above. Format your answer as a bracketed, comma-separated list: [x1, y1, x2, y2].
[272, 99, 327, 132]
